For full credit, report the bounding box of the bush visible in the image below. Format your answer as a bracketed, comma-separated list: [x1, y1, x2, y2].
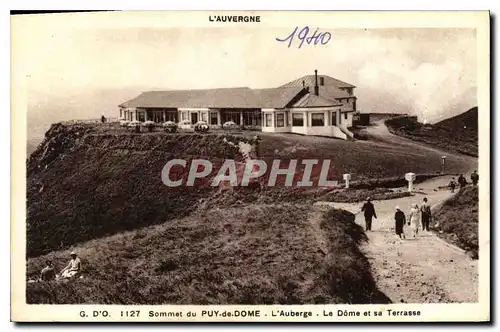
[162, 122, 178, 133]
[194, 121, 209, 133]
[142, 121, 155, 132]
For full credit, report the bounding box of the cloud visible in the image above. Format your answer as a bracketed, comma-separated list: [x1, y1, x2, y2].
[22, 24, 477, 128]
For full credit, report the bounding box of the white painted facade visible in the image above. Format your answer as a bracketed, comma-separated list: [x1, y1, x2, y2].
[261, 107, 354, 139]
[121, 106, 354, 140]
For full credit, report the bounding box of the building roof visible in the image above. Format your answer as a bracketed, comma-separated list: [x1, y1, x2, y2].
[292, 93, 342, 108]
[280, 74, 356, 89]
[252, 87, 306, 108]
[120, 87, 304, 109]
[317, 86, 352, 99]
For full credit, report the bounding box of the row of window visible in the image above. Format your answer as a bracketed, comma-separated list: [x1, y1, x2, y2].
[121, 110, 348, 127]
[180, 111, 219, 125]
[264, 112, 348, 127]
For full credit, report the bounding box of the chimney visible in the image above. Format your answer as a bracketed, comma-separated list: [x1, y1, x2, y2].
[314, 69, 319, 96]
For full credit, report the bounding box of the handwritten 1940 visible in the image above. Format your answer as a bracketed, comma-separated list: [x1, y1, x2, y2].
[276, 26, 331, 48]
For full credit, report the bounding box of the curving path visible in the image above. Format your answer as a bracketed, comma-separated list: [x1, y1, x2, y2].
[315, 174, 478, 303]
[360, 120, 478, 173]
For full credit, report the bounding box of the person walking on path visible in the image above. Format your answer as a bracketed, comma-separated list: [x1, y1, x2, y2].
[61, 251, 81, 279]
[449, 177, 457, 193]
[408, 203, 421, 238]
[471, 170, 479, 186]
[394, 206, 406, 239]
[420, 197, 432, 232]
[361, 197, 377, 231]
[458, 174, 467, 188]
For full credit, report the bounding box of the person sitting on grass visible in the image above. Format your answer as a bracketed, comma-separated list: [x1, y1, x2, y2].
[61, 251, 81, 279]
[40, 260, 56, 281]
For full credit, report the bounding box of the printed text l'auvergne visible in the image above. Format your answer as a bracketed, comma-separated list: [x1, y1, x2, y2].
[209, 15, 261, 23]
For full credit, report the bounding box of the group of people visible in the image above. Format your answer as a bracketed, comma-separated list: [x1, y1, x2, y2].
[449, 170, 479, 193]
[39, 251, 82, 282]
[394, 197, 432, 239]
[359, 196, 432, 239]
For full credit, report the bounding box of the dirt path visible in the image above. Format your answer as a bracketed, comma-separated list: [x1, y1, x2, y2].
[361, 120, 477, 171]
[315, 176, 478, 303]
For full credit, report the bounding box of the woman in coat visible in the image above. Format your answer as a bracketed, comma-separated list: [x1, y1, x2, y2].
[408, 203, 421, 238]
[394, 206, 406, 239]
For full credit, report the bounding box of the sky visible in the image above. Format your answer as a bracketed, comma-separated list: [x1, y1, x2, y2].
[13, 13, 478, 139]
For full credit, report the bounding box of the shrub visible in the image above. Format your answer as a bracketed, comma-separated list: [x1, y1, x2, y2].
[194, 121, 209, 133]
[162, 122, 178, 133]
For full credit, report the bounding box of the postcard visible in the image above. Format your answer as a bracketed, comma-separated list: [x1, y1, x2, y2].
[11, 10, 490, 322]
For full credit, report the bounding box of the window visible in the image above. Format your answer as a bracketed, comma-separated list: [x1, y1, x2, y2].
[292, 113, 304, 126]
[265, 113, 272, 127]
[331, 112, 337, 126]
[138, 111, 145, 122]
[181, 112, 188, 121]
[276, 113, 285, 127]
[319, 77, 325, 86]
[201, 112, 208, 122]
[311, 113, 325, 127]
[210, 112, 218, 125]
[344, 112, 348, 120]
[166, 112, 176, 122]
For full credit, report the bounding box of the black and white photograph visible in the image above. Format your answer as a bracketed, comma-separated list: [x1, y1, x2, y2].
[11, 10, 490, 322]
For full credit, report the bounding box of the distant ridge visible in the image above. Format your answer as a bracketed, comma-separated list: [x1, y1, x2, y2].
[385, 107, 478, 157]
[436, 106, 478, 131]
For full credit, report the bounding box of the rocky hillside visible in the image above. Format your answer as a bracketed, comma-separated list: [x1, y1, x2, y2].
[27, 123, 254, 257]
[25, 122, 399, 305]
[385, 107, 478, 156]
[27, 121, 476, 257]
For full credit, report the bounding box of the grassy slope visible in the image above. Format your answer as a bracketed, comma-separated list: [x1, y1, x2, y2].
[26, 204, 389, 305]
[257, 133, 470, 181]
[27, 124, 251, 257]
[27, 122, 472, 257]
[433, 186, 479, 258]
[384, 107, 478, 157]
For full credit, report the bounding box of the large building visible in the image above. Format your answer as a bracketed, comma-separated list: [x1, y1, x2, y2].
[119, 70, 357, 140]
